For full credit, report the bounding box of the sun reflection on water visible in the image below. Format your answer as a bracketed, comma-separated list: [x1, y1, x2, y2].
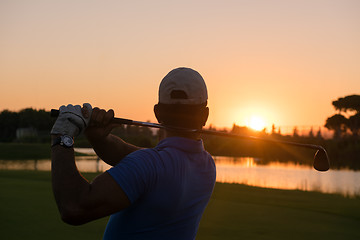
[214, 156, 360, 197]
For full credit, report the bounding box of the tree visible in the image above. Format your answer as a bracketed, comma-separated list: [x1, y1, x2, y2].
[0, 110, 19, 142]
[332, 95, 360, 113]
[316, 127, 322, 139]
[308, 127, 314, 138]
[325, 114, 348, 139]
[292, 126, 299, 138]
[271, 124, 276, 135]
[348, 113, 360, 137]
[0, 108, 54, 142]
[330, 95, 360, 137]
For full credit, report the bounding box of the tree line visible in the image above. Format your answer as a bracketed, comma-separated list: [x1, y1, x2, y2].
[0, 108, 55, 142]
[0, 108, 156, 145]
[1, 95, 359, 169]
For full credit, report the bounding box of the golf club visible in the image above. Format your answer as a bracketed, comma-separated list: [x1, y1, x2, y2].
[51, 109, 330, 172]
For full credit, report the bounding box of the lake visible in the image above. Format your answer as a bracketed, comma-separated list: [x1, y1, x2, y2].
[1, 148, 359, 197]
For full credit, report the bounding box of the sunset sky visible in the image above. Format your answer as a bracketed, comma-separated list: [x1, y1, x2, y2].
[1, 0, 359, 134]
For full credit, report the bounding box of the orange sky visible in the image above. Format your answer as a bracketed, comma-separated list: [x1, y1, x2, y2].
[1, 0, 359, 134]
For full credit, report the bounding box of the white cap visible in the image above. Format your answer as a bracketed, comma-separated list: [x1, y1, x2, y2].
[159, 67, 208, 105]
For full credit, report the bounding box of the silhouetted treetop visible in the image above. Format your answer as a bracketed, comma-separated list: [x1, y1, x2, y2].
[326, 94, 360, 138]
[332, 95, 360, 113]
[325, 114, 347, 139]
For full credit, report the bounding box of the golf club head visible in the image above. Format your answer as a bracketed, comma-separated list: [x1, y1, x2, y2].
[313, 149, 330, 172]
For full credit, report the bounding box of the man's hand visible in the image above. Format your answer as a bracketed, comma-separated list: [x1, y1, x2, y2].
[51, 103, 93, 138]
[84, 107, 141, 166]
[84, 107, 117, 142]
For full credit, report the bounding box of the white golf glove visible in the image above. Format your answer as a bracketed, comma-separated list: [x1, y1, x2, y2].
[51, 103, 93, 138]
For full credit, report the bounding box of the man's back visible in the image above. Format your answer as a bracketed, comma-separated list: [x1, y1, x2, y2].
[104, 137, 216, 239]
[50, 67, 215, 239]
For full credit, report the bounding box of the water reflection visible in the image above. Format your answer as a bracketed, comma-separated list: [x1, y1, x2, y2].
[0, 157, 112, 172]
[214, 156, 360, 197]
[1, 151, 359, 197]
[0, 159, 51, 171]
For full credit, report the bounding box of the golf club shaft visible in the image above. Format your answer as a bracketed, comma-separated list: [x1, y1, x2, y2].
[116, 117, 326, 151]
[107, 114, 330, 172]
[50, 109, 325, 152]
[51, 109, 330, 171]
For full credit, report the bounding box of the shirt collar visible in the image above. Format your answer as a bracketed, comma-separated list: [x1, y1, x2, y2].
[156, 137, 205, 153]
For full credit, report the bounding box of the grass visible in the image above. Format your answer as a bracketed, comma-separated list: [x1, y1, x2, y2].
[0, 171, 107, 240]
[1, 170, 359, 240]
[198, 183, 360, 240]
[0, 143, 51, 160]
[0, 143, 88, 160]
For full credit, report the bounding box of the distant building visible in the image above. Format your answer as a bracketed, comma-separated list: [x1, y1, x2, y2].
[16, 127, 37, 139]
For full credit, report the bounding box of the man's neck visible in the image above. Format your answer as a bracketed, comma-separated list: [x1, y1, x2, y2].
[164, 130, 201, 140]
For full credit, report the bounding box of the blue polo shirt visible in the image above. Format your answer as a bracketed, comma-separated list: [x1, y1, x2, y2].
[104, 137, 216, 240]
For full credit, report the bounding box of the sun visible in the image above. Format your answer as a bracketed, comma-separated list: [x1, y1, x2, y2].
[248, 116, 266, 131]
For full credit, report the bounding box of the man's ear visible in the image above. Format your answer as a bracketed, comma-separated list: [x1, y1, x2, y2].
[154, 104, 162, 123]
[202, 107, 209, 126]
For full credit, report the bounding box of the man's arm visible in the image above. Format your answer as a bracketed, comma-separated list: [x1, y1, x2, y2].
[84, 108, 142, 166]
[50, 104, 132, 225]
[87, 133, 141, 167]
[51, 142, 131, 225]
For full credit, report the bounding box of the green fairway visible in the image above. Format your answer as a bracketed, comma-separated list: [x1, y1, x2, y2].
[0, 143, 51, 160]
[198, 183, 360, 240]
[0, 170, 359, 240]
[0, 143, 88, 160]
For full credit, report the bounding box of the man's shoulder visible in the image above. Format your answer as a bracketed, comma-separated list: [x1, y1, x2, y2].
[125, 147, 160, 161]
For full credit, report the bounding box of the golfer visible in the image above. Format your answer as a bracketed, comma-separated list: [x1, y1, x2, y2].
[50, 67, 216, 239]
